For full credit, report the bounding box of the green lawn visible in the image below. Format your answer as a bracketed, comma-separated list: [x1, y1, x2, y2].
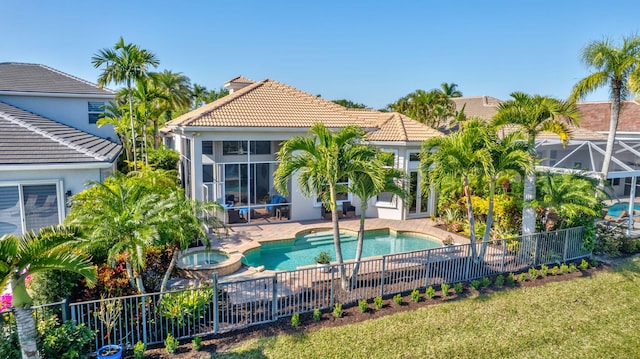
[213, 257, 640, 359]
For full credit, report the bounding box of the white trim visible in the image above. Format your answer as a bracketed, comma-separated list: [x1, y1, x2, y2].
[0, 90, 114, 99]
[0, 162, 116, 171]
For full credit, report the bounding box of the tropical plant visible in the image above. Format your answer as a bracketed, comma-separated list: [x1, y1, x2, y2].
[387, 89, 455, 128]
[98, 101, 132, 162]
[570, 35, 640, 181]
[150, 70, 192, 149]
[492, 92, 580, 235]
[349, 150, 407, 287]
[92, 37, 159, 171]
[441, 82, 463, 98]
[66, 177, 167, 293]
[0, 226, 96, 359]
[274, 123, 380, 289]
[537, 172, 600, 231]
[421, 118, 494, 259]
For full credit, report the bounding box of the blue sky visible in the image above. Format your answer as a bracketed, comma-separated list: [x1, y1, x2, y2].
[4, 1, 639, 109]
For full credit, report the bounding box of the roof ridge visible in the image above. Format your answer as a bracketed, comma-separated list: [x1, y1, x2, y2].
[0, 103, 108, 161]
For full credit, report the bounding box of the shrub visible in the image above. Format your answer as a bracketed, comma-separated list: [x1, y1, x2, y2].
[480, 277, 491, 288]
[551, 266, 559, 276]
[291, 313, 300, 327]
[580, 259, 590, 270]
[518, 273, 527, 282]
[569, 262, 577, 273]
[441, 283, 450, 297]
[453, 282, 464, 294]
[134, 340, 146, 358]
[590, 259, 599, 268]
[358, 299, 368, 312]
[164, 333, 178, 354]
[374, 296, 384, 309]
[540, 264, 549, 277]
[147, 146, 180, 171]
[393, 293, 403, 305]
[333, 303, 343, 318]
[38, 317, 95, 359]
[469, 280, 481, 290]
[494, 275, 504, 287]
[410, 288, 420, 302]
[192, 335, 202, 351]
[560, 264, 569, 274]
[528, 268, 539, 280]
[313, 308, 322, 322]
[506, 273, 516, 286]
[161, 285, 213, 327]
[0, 314, 20, 359]
[425, 286, 436, 299]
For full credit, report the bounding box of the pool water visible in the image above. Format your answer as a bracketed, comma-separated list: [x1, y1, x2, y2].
[607, 202, 640, 218]
[242, 229, 442, 271]
[180, 251, 229, 265]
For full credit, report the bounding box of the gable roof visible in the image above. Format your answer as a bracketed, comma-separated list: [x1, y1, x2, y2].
[576, 101, 640, 133]
[168, 78, 442, 142]
[0, 62, 114, 96]
[0, 101, 121, 165]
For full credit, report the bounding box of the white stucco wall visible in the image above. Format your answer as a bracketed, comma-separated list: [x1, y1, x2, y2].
[0, 94, 118, 141]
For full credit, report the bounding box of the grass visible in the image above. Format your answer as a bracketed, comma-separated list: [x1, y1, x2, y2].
[213, 257, 640, 358]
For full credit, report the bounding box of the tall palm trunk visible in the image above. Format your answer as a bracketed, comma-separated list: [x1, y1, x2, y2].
[160, 246, 180, 292]
[522, 138, 537, 235]
[124, 261, 137, 290]
[479, 180, 495, 260]
[329, 185, 348, 289]
[601, 80, 622, 183]
[463, 175, 479, 259]
[14, 305, 40, 359]
[128, 78, 138, 171]
[350, 201, 368, 289]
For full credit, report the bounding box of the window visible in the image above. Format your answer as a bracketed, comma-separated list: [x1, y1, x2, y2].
[377, 151, 397, 206]
[409, 152, 420, 162]
[88, 102, 104, 124]
[222, 141, 271, 155]
[0, 183, 61, 236]
[316, 176, 349, 205]
[202, 141, 213, 155]
[202, 165, 213, 182]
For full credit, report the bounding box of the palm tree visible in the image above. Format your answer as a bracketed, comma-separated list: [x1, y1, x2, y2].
[66, 179, 167, 293]
[349, 151, 407, 287]
[0, 226, 96, 359]
[98, 101, 131, 161]
[156, 191, 224, 292]
[387, 89, 455, 128]
[537, 172, 601, 231]
[492, 92, 580, 235]
[441, 82, 463, 97]
[151, 70, 192, 149]
[92, 37, 159, 171]
[479, 125, 532, 258]
[192, 83, 208, 109]
[125, 79, 167, 163]
[420, 118, 494, 259]
[570, 35, 640, 180]
[274, 124, 381, 288]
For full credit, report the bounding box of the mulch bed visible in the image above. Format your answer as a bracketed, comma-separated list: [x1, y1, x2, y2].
[126, 259, 614, 359]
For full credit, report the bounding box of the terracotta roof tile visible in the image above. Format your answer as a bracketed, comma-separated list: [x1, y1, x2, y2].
[576, 101, 640, 133]
[451, 96, 502, 120]
[167, 78, 443, 142]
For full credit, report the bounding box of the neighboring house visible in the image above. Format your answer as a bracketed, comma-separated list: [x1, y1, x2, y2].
[576, 101, 640, 141]
[0, 63, 122, 236]
[164, 76, 443, 223]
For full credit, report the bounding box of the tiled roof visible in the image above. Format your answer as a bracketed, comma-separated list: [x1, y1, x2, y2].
[0, 62, 114, 95]
[499, 123, 607, 141]
[224, 75, 255, 85]
[576, 101, 640, 133]
[451, 96, 502, 120]
[167, 78, 443, 142]
[0, 101, 121, 165]
[363, 112, 443, 142]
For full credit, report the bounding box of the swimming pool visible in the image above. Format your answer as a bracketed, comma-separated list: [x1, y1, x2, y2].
[607, 202, 640, 217]
[242, 229, 442, 271]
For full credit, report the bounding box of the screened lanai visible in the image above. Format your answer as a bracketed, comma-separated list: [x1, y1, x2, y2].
[535, 137, 640, 234]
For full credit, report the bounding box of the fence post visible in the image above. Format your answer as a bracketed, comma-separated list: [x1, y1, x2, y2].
[141, 295, 148, 345]
[213, 272, 219, 334]
[61, 298, 70, 322]
[463, 244, 472, 282]
[533, 234, 540, 267]
[501, 239, 506, 273]
[563, 228, 570, 262]
[330, 265, 335, 308]
[380, 256, 386, 297]
[272, 276, 278, 321]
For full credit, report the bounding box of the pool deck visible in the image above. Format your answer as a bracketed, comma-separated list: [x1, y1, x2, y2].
[203, 217, 467, 277]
